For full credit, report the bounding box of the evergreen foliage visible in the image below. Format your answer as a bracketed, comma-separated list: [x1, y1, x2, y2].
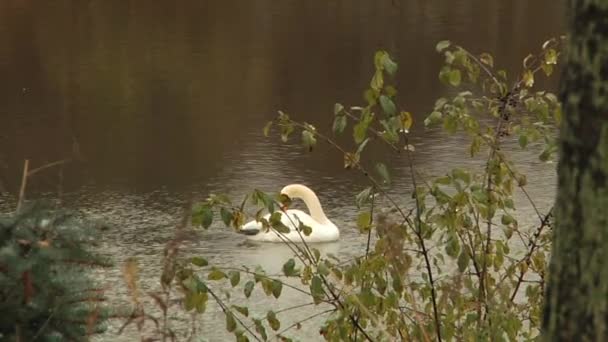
[0, 202, 110, 341]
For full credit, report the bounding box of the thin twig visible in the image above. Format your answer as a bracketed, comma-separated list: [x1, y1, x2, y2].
[508, 208, 553, 302]
[16, 159, 29, 212]
[365, 186, 376, 259]
[27, 158, 72, 177]
[404, 134, 442, 342]
[206, 286, 262, 342]
[275, 308, 336, 337]
[220, 267, 327, 302]
[289, 121, 411, 223]
[462, 49, 501, 89]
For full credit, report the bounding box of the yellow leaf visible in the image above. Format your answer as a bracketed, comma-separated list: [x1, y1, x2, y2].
[479, 53, 494, 68]
[544, 48, 557, 65]
[523, 70, 534, 88]
[400, 111, 413, 131]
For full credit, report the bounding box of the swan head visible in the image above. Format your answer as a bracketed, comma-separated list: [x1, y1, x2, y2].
[279, 183, 332, 225]
[279, 184, 318, 210]
[280, 184, 312, 200]
[278, 184, 307, 210]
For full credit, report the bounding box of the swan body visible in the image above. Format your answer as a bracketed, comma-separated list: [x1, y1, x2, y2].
[240, 184, 339, 243]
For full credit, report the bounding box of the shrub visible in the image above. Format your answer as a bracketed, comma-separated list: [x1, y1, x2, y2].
[136, 38, 563, 341]
[0, 202, 110, 341]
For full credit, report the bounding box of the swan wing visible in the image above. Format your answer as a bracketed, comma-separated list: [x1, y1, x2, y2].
[240, 210, 338, 243]
[240, 210, 311, 233]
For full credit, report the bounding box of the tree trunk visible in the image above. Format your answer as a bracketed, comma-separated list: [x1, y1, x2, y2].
[542, 0, 608, 340]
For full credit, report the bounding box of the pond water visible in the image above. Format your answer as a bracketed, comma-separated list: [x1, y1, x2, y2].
[0, 1, 565, 341]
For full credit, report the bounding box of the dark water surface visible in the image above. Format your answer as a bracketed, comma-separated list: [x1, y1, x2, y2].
[0, 1, 564, 341]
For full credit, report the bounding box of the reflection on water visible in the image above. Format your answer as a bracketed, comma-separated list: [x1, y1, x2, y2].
[0, 1, 564, 340]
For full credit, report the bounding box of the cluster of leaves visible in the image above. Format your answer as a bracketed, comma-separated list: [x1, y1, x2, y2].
[0, 202, 111, 340]
[176, 39, 562, 341]
[430, 38, 563, 162]
[192, 191, 301, 236]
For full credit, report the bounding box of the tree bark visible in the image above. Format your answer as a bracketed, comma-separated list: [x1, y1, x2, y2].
[542, 0, 608, 340]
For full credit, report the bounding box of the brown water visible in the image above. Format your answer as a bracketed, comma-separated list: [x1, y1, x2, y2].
[0, 1, 565, 341]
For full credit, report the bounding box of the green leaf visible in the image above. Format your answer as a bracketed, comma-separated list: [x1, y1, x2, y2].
[457, 249, 470, 272]
[263, 121, 273, 137]
[358, 288, 376, 307]
[208, 268, 227, 280]
[451, 168, 471, 185]
[375, 162, 391, 184]
[436, 40, 451, 52]
[317, 261, 330, 276]
[356, 187, 373, 208]
[191, 257, 208, 267]
[229, 271, 240, 287]
[269, 212, 290, 234]
[470, 135, 482, 157]
[424, 111, 443, 127]
[267, 311, 280, 331]
[312, 248, 321, 262]
[226, 312, 237, 332]
[364, 88, 378, 105]
[280, 123, 294, 142]
[371, 70, 384, 92]
[501, 214, 516, 226]
[334, 103, 344, 115]
[448, 69, 462, 86]
[445, 237, 460, 258]
[382, 55, 398, 75]
[282, 258, 298, 277]
[232, 305, 249, 317]
[435, 175, 451, 185]
[434, 97, 448, 110]
[539, 148, 551, 162]
[220, 207, 233, 227]
[518, 134, 528, 149]
[299, 222, 313, 236]
[379, 95, 396, 116]
[443, 115, 458, 133]
[357, 211, 371, 232]
[310, 276, 325, 304]
[301, 130, 317, 152]
[332, 115, 347, 134]
[353, 120, 368, 144]
[184, 293, 195, 311]
[254, 319, 268, 341]
[187, 291, 208, 313]
[260, 278, 273, 296]
[374, 50, 387, 69]
[193, 205, 213, 229]
[379, 118, 399, 143]
[253, 189, 275, 213]
[271, 280, 283, 298]
[439, 66, 451, 84]
[384, 85, 397, 97]
[244, 280, 255, 298]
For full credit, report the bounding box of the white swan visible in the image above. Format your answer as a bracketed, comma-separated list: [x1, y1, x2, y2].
[240, 184, 339, 243]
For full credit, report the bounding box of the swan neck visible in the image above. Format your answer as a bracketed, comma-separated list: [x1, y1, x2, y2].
[299, 190, 329, 223]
